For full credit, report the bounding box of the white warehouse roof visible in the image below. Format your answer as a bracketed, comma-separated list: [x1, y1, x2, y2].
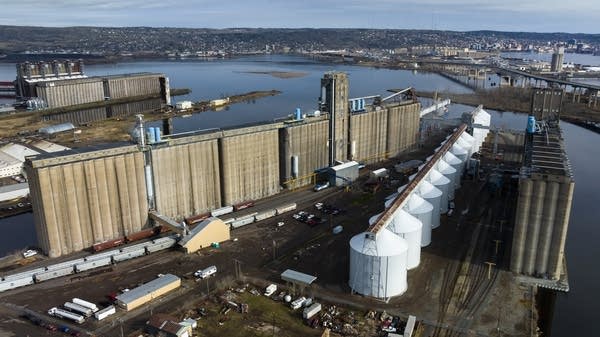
[281, 269, 317, 286]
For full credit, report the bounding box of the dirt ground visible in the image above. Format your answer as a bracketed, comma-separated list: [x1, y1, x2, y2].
[0, 130, 534, 337]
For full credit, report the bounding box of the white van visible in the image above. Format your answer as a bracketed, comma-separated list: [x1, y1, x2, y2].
[194, 265, 217, 279]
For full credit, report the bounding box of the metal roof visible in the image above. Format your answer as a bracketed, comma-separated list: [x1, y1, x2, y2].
[115, 274, 180, 305]
[330, 161, 358, 171]
[281, 269, 317, 286]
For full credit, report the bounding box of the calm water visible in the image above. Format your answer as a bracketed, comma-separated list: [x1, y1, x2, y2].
[501, 51, 600, 66]
[0, 55, 597, 337]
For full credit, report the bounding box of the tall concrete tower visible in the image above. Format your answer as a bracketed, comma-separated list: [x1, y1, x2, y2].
[320, 72, 349, 166]
[551, 46, 564, 72]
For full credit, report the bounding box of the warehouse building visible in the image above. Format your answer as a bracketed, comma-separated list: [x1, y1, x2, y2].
[178, 217, 230, 254]
[115, 274, 181, 311]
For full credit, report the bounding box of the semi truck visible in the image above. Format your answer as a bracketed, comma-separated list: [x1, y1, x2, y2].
[48, 307, 84, 324]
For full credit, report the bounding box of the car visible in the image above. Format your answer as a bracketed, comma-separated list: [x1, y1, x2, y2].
[315, 202, 324, 209]
[195, 265, 217, 279]
[313, 181, 330, 191]
[277, 222, 285, 227]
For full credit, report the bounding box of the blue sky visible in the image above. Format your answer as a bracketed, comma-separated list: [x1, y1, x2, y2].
[1, 0, 598, 33]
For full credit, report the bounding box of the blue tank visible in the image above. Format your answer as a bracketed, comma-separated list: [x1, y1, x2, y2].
[154, 127, 161, 142]
[147, 127, 156, 143]
[295, 107, 302, 120]
[526, 116, 536, 133]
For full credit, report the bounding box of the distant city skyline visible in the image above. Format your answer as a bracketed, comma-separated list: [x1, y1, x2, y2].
[1, 0, 598, 34]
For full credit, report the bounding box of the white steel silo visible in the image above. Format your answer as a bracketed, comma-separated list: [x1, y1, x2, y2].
[426, 169, 451, 214]
[388, 209, 422, 269]
[459, 132, 477, 153]
[451, 143, 468, 174]
[435, 159, 457, 200]
[443, 151, 463, 189]
[416, 180, 443, 229]
[349, 229, 409, 299]
[404, 193, 434, 247]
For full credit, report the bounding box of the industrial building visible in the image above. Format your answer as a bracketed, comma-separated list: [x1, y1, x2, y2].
[0, 143, 39, 178]
[14, 60, 171, 108]
[178, 217, 230, 254]
[510, 89, 574, 281]
[115, 274, 181, 311]
[25, 72, 422, 257]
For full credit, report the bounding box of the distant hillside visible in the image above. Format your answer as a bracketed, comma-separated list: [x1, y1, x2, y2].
[0, 25, 598, 57]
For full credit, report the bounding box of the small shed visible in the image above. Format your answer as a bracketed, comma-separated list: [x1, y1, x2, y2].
[281, 269, 317, 295]
[327, 161, 359, 187]
[147, 314, 191, 337]
[178, 217, 230, 254]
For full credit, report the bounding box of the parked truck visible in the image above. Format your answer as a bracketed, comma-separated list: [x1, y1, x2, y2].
[64, 302, 93, 317]
[48, 307, 84, 324]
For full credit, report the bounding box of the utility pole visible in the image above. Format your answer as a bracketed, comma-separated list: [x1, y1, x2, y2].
[233, 258, 243, 280]
[485, 261, 496, 280]
[493, 239, 502, 256]
[272, 240, 277, 260]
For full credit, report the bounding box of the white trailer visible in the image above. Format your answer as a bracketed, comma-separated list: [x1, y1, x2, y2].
[94, 305, 116, 321]
[64, 301, 93, 317]
[34, 266, 75, 282]
[48, 307, 85, 324]
[303, 302, 322, 319]
[275, 203, 297, 215]
[73, 298, 98, 312]
[211, 206, 234, 217]
[75, 257, 112, 272]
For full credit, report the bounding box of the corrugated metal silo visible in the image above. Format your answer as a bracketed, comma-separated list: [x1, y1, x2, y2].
[388, 209, 422, 269]
[443, 151, 463, 188]
[435, 159, 457, 200]
[416, 180, 442, 229]
[349, 229, 408, 299]
[426, 169, 451, 214]
[404, 193, 433, 247]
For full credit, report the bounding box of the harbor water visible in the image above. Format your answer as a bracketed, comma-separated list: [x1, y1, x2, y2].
[0, 55, 597, 336]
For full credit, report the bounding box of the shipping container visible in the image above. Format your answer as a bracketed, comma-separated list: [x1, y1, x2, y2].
[72, 298, 98, 312]
[254, 209, 277, 221]
[48, 307, 84, 324]
[210, 206, 234, 217]
[112, 248, 146, 263]
[75, 257, 112, 272]
[275, 203, 297, 215]
[125, 228, 156, 242]
[220, 217, 235, 225]
[94, 305, 116, 321]
[64, 302, 93, 317]
[92, 238, 125, 252]
[230, 216, 255, 229]
[0, 276, 34, 292]
[34, 266, 75, 282]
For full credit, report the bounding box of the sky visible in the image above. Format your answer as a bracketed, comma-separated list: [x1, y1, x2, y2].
[1, 0, 598, 34]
